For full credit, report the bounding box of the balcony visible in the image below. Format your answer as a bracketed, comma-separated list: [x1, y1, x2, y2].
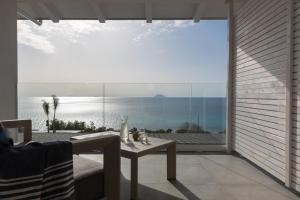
[14, 81, 300, 199]
[1, 0, 300, 198]
[18, 82, 226, 150]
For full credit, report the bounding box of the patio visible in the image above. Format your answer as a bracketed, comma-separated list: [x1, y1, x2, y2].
[81, 153, 299, 200]
[1, 0, 300, 199]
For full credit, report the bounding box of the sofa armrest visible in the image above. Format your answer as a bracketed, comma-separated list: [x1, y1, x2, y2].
[71, 135, 120, 200]
[0, 119, 32, 143]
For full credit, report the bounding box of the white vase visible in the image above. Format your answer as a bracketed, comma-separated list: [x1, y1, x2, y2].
[120, 116, 129, 141]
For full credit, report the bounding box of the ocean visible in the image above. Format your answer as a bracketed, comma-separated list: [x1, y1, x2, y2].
[18, 97, 226, 133]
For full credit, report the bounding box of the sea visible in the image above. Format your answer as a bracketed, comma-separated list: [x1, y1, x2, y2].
[18, 97, 226, 133]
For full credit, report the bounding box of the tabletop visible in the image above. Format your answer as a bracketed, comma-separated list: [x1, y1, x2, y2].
[71, 131, 175, 158]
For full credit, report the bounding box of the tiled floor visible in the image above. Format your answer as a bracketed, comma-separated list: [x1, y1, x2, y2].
[81, 154, 300, 200]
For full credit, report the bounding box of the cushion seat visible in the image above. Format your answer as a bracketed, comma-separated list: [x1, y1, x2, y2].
[73, 155, 104, 200]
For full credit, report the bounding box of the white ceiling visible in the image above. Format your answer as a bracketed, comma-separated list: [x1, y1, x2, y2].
[17, 0, 246, 23]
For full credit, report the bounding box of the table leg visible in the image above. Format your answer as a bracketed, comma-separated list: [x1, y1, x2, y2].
[131, 157, 138, 200]
[167, 142, 176, 180]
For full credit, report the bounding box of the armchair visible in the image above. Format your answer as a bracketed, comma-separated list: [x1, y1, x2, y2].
[0, 119, 120, 200]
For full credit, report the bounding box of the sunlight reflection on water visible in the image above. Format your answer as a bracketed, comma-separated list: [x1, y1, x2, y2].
[18, 96, 226, 132]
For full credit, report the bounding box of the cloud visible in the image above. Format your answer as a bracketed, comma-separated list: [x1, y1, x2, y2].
[39, 21, 121, 43]
[17, 20, 121, 53]
[18, 22, 56, 53]
[174, 20, 194, 28]
[132, 20, 194, 42]
[17, 20, 194, 53]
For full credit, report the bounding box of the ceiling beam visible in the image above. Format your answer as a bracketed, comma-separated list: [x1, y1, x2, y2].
[17, 8, 42, 26]
[145, 0, 152, 23]
[38, 0, 61, 23]
[28, 1, 42, 18]
[193, 3, 202, 23]
[90, 1, 106, 23]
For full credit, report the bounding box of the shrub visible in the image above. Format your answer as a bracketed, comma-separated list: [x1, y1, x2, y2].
[145, 129, 171, 134]
[47, 120, 113, 133]
[175, 122, 210, 134]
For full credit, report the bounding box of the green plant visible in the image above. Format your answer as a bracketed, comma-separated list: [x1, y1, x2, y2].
[89, 121, 96, 132]
[51, 95, 59, 133]
[143, 128, 172, 134]
[47, 120, 109, 133]
[175, 122, 209, 134]
[42, 100, 50, 133]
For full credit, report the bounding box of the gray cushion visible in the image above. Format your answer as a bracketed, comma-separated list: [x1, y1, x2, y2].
[73, 155, 104, 200]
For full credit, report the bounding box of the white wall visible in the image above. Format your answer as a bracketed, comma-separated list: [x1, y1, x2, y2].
[0, 0, 18, 120]
[292, 0, 300, 192]
[232, 0, 288, 183]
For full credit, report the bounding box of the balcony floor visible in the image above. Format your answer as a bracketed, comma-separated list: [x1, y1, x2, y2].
[81, 154, 299, 200]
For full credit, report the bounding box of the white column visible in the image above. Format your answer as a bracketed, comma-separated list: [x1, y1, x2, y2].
[0, 0, 18, 120]
[226, 0, 234, 153]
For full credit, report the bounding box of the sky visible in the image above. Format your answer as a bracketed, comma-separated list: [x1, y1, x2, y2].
[17, 20, 228, 97]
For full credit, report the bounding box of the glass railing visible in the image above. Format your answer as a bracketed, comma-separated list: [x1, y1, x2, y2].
[18, 82, 226, 145]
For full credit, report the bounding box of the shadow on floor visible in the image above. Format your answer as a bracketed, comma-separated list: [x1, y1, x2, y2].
[121, 174, 201, 200]
[170, 180, 201, 200]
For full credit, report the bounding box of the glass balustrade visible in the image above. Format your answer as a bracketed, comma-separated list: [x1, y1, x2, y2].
[18, 82, 226, 145]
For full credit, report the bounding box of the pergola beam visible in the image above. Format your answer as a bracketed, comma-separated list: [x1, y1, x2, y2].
[193, 3, 202, 23]
[145, 0, 152, 23]
[90, 1, 106, 23]
[17, 8, 42, 26]
[38, 0, 61, 23]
